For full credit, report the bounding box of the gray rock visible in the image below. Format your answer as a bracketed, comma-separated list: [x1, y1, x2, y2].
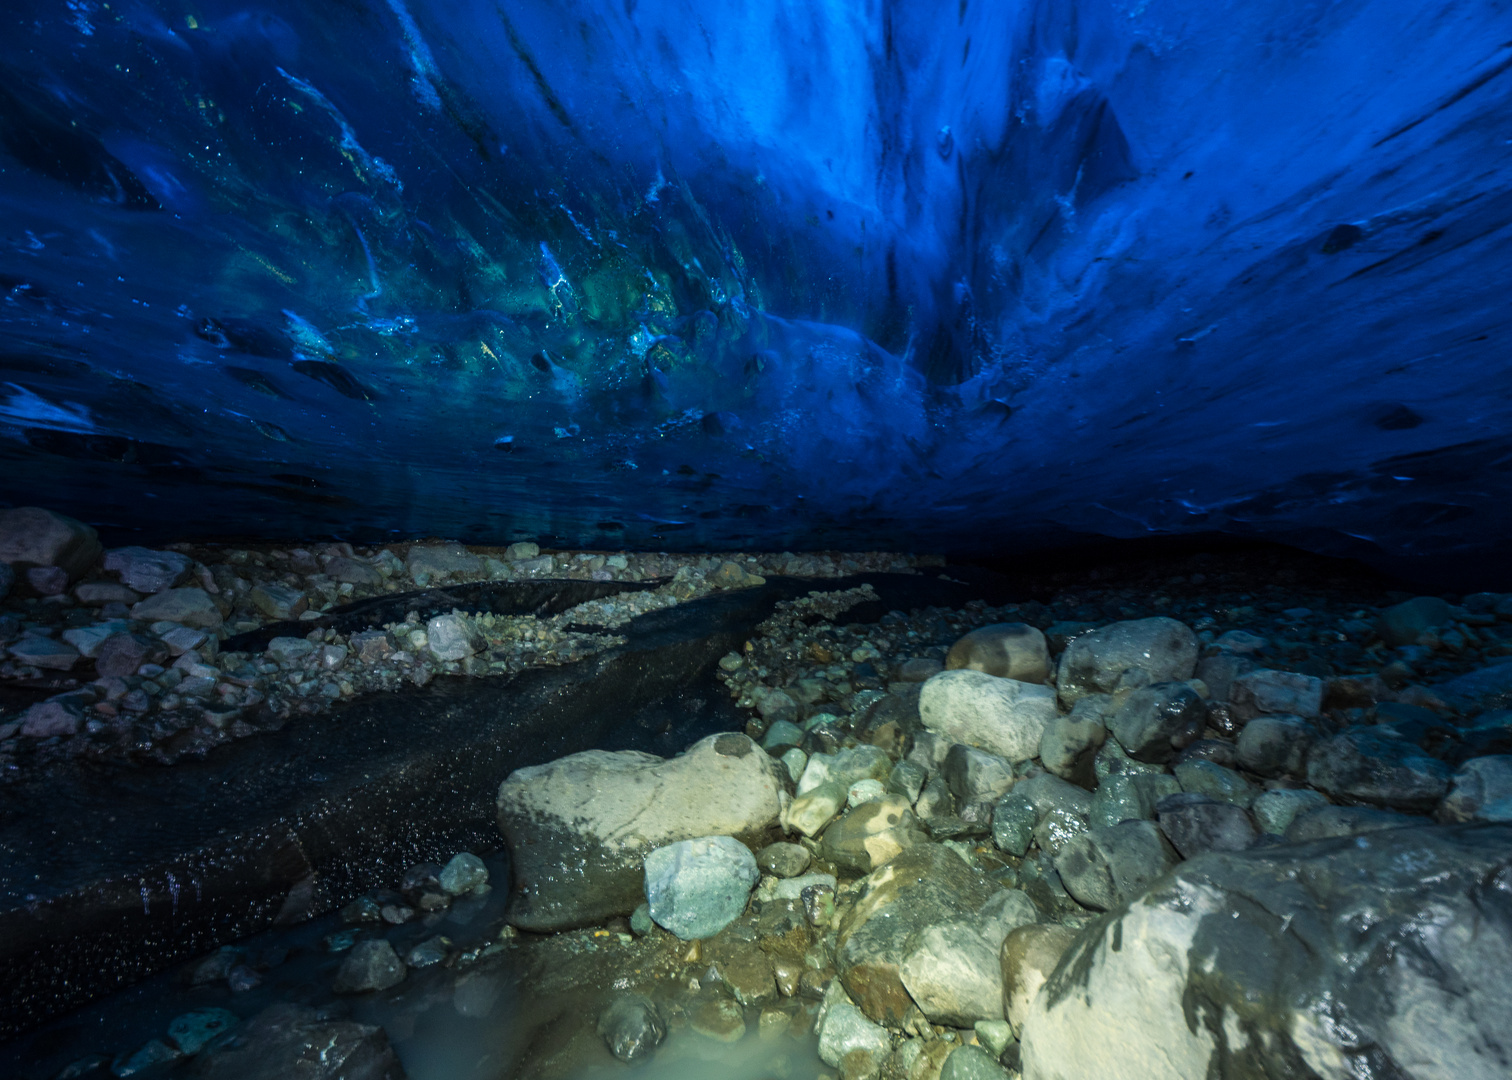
[405, 543, 481, 578]
[761, 719, 804, 750]
[266, 636, 316, 664]
[513, 555, 554, 576]
[249, 583, 307, 621]
[1194, 652, 1257, 702]
[497, 732, 783, 931]
[1211, 629, 1269, 655]
[96, 632, 166, 677]
[992, 792, 1037, 856]
[349, 630, 396, 663]
[7, 635, 79, 671]
[1020, 824, 1512, 1080]
[1172, 738, 1238, 769]
[1054, 820, 1177, 912]
[331, 940, 406, 993]
[325, 556, 384, 586]
[915, 772, 955, 819]
[19, 700, 82, 738]
[0, 507, 101, 580]
[1055, 617, 1199, 707]
[1376, 595, 1453, 647]
[941, 1044, 1010, 1080]
[131, 588, 223, 630]
[1038, 696, 1109, 785]
[1438, 755, 1512, 822]
[755, 687, 799, 725]
[597, 995, 665, 1063]
[1088, 770, 1181, 829]
[974, 1019, 1017, 1059]
[25, 565, 68, 595]
[976, 888, 1040, 948]
[438, 852, 488, 895]
[1001, 924, 1079, 1036]
[1172, 759, 1256, 807]
[897, 657, 945, 681]
[1284, 803, 1424, 842]
[1435, 661, 1512, 714]
[167, 1007, 239, 1055]
[1229, 668, 1324, 720]
[797, 744, 893, 796]
[887, 759, 928, 804]
[946, 623, 1051, 684]
[757, 841, 812, 878]
[900, 921, 1005, 1026]
[918, 670, 1058, 763]
[819, 795, 929, 874]
[816, 982, 892, 1072]
[1013, 771, 1094, 820]
[1306, 728, 1451, 811]
[944, 743, 1017, 805]
[1108, 682, 1205, 763]
[643, 835, 758, 939]
[1251, 788, 1329, 835]
[192, 1003, 402, 1080]
[503, 541, 540, 561]
[1236, 714, 1316, 777]
[837, 844, 1000, 1025]
[630, 903, 654, 936]
[1032, 806, 1090, 857]
[426, 613, 480, 661]
[158, 625, 210, 657]
[405, 936, 448, 968]
[103, 547, 192, 594]
[783, 780, 846, 837]
[1156, 792, 1258, 857]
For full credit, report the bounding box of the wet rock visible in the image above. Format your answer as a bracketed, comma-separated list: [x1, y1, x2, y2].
[325, 557, 384, 586]
[1306, 728, 1451, 811]
[837, 845, 1000, 1025]
[1438, 755, 1512, 822]
[1235, 714, 1316, 777]
[887, 760, 928, 804]
[1019, 824, 1512, 1080]
[762, 719, 805, 751]
[1376, 596, 1453, 647]
[497, 732, 784, 930]
[817, 983, 892, 1073]
[940, 1045, 1009, 1080]
[1156, 792, 1258, 857]
[1088, 771, 1181, 829]
[1211, 629, 1269, 655]
[784, 781, 846, 837]
[1000, 924, 1078, 1036]
[1229, 668, 1324, 720]
[1055, 617, 1198, 707]
[991, 793, 1036, 856]
[818, 795, 928, 874]
[438, 851, 488, 895]
[250, 583, 307, 621]
[1108, 682, 1205, 763]
[192, 1003, 403, 1080]
[332, 939, 406, 993]
[644, 835, 759, 940]
[1172, 738, 1238, 769]
[722, 948, 778, 1006]
[426, 613, 480, 661]
[266, 636, 316, 664]
[918, 670, 1058, 763]
[1038, 696, 1109, 786]
[1284, 803, 1424, 842]
[900, 922, 1004, 1026]
[1013, 772, 1095, 821]
[167, 1008, 239, 1055]
[19, 700, 82, 737]
[689, 996, 746, 1042]
[131, 588, 223, 630]
[7, 634, 78, 671]
[758, 841, 813, 878]
[503, 541, 539, 561]
[159, 625, 210, 657]
[349, 630, 396, 663]
[974, 1020, 1017, 1060]
[104, 547, 193, 594]
[1172, 760, 1256, 807]
[96, 632, 167, 677]
[1054, 820, 1177, 912]
[406, 543, 481, 579]
[75, 580, 140, 606]
[946, 623, 1051, 684]
[1194, 652, 1257, 702]
[898, 657, 945, 682]
[798, 744, 894, 797]
[405, 937, 447, 968]
[1251, 788, 1329, 835]
[597, 995, 665, 1063]
[943, 744, 1016, 805]
[0, 506, 102, 580]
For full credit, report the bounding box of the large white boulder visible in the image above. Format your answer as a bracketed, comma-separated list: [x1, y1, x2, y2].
[918, 670, 1058, 763]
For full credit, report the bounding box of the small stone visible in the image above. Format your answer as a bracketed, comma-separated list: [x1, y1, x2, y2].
[974, 1020, 1016, 1059]
[899, 922, 1004, 1026]
[131, 588, 223, 630]
[167, 1008, 239, 1055]
[504, 541, 540, 561]
[75, 580, 141, 606]
[249, 582, 308, 621]
[763, 719, 805, 751]
[7, 635, 79, 671]
[340, 896, 382, 924]
[723, 949, 778, 1006]
[1039, 696, 1110, 785]
[103, 547, 193, 594]
[513, 555, 554, 576]
[158, 625, 210, 657]
[1156, 792, 1258, 857]
[781, 747, 808, 783]
[940, 1044, 1010, 1080]
[406, 936, 449, 968]
[1437, 756, 1512, 823]
[1212, 630, 1269, 654]
[350, 630, 396, 663]
[0, 506, 102, 579]
[644, 835, 759, 940]
[1054, 819, 1177, 912]
[817, 984, 892, 1071]
[332, 939, 406, 993]
[943, 743, 1016, 805]
[887, 760, 928, 804]
[758, 841, 813, 878]
[630, 902, 655, 936]
[266, 636, 316, 664]
[407, 543, 482, 578]
[991, 793, 1036, 856]
[946, 623, 1051, 683]
[819, 795, 928, 874]
[1236, 714, 1316, 777]
[1229, 669, 1325, 720]
[439, 851, 489, 895]
[427, 612, 480, 661]
[1173, 760, 1256, 807]
[898, 657, 945, 682]
[598, 995, 665, 1062]
[802, 882, 838, 925]
[95, 632, 165, 677]
[690, 996, 747, 1042]
[325, 556, 384, 585]
[848, 778, 887, 807]
[19, 700, 82, 738]
[1306, 729, 1451, 811]
[1252, 788, 1329, 835]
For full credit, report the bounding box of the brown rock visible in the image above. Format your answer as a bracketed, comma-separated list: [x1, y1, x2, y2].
[1001, 923, 1079, 1035]
[946, 623, 1051, 683]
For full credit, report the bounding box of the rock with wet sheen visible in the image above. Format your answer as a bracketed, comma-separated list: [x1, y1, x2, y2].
[1055, 618, 1199, 707]
[1306, 728, 1451, 811]
[331, 940, 406, 994]
[1108, 682, 1206, 763]
[193, 1003, 403, 1080]
[597, 995, 665, 1063]
[1053, 820, 1177, 912]
[1019, 824, 1512, 1080]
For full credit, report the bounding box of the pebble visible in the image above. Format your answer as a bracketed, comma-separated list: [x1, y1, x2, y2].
[332, 939, 406, 993]
[439, 851, 488, 895]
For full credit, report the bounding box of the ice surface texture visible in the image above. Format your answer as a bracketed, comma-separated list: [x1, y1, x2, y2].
[1, 0, 1509, 577]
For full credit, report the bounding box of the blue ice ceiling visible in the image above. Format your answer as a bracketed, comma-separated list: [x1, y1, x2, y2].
[2, 0, 1511, 575]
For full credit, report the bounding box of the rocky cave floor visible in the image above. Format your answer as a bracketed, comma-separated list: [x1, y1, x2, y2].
[3, 508, 1512, 1080]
